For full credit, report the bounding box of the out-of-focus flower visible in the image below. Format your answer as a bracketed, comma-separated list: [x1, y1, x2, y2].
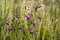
[25, 13, 32, 20]
[14, 13, 19, 18]
[33, 22, 37, 27]
[29, 28, 34, 34]
[8, 25, 13, 31]
[5, 20, 10, 25]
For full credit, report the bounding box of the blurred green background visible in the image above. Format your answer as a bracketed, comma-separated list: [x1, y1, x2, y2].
[0, 0, 60, 40]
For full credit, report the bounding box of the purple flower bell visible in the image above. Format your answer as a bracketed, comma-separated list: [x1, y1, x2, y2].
[25, 13, 32, 20]
[8, 26, 13, 31]
[5, 20, 10, 25]
[29, 28, 34, 34]
[33, 23, 37, 27]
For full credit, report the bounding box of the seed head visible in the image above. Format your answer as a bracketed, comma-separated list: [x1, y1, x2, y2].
[38, 16, 41, 20]
[35, 5, 41, 11]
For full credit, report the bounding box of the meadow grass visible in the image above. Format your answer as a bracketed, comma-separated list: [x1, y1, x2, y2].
[0, 0, 60, 40]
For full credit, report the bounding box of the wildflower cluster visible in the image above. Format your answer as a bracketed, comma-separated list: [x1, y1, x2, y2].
[4, 13, 41, 35]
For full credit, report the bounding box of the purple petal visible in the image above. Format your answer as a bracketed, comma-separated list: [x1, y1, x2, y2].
[33, 23, 37, 27]
[5, 20, 10, 25]
[29, 28, 34, 34]
[25, 14, 32, 20]
[8, 26, 13, 31]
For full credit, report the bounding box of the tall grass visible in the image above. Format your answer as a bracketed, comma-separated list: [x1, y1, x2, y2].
[0, 0, 60, 40]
